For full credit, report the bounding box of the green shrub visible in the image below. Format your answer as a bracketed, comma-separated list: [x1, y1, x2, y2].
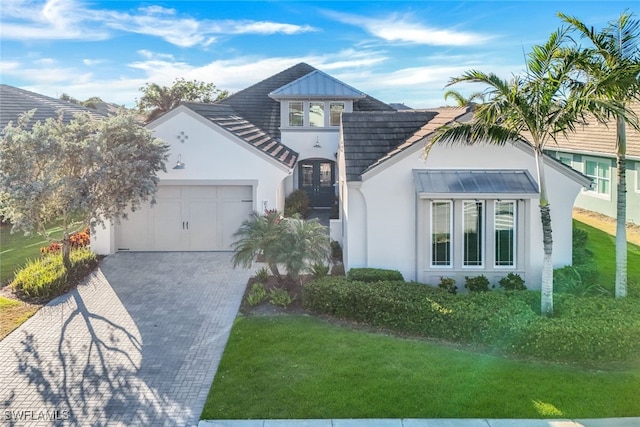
[284, 190, 310, 218]
[303, 277, 640, 364]
[11, 248, 98, 300]
[437, 277, 457, 294]
[347, 268, 404, 283]
[554, 266, 608, 296]
[246, 283, 268, 306]
[464, 275, 490, 292]
[269, 288, 292, 307]
[310, 263, 330, 279]
[254, 267, 269, 282]
[498, 273, 526, 291]
[330, 240, 343, 263]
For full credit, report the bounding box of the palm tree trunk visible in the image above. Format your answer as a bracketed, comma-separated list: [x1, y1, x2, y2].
[536, 150, 554, 315]
[62, 231, 72, 270]
[615, 116, 627, 298]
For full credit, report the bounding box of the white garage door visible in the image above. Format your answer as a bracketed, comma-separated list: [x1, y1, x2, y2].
[117, 185, 253, 251]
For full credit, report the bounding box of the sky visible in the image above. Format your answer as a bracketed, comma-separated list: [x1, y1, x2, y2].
[0, 1, 637, 109]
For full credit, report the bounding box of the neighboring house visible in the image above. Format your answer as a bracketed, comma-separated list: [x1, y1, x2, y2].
[91, 63, 591, 289]
[337, 108, 591, 287]
[544, 104, 640, 224]
[0, 84, 105, 130]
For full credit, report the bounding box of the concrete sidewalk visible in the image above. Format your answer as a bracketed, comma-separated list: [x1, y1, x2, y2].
[199, 418, 640, 427]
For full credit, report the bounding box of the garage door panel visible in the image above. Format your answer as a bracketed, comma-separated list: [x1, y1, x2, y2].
[116, 184, 253, 251]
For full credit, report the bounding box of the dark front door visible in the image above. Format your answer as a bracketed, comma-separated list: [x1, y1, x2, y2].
[299, 160, 335, 208]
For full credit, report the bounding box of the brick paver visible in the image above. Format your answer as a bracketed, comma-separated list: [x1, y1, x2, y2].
[1, 252, 252, 427]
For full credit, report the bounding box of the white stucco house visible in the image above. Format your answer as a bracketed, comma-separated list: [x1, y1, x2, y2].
[92, 63, 591, 290]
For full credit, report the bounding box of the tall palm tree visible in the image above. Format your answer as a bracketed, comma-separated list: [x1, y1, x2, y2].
[559, 11, 640, 298]
[429, 28, 625, 315]
[443, 89, 485, 108]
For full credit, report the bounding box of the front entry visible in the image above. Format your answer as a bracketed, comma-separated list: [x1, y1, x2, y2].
[299, 159, 335, 208]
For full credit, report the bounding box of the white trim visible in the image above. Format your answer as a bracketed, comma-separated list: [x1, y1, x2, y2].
[581, 156, 612, 200]
[494, 200, 516, 269]
[429, 200, 453, 269]
[462, 200, 485, 268]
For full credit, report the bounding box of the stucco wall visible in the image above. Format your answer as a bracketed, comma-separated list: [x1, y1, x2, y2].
[92, 107, 290, 254]
[343, 141, 584, 289]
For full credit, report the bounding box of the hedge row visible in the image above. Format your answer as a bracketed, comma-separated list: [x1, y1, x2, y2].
[302, 277, 640, 364]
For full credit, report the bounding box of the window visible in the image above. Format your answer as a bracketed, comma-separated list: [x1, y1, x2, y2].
[463, 201, 483, 267]
[289, 101, 303, 126]
[558, 154, 572, 166]
[495, 201, 516, 267]
[585, 159, 610, 195]
[309, 102, 325, 127]
[330, 102, 345, 126]
[431, 201, 452, 267]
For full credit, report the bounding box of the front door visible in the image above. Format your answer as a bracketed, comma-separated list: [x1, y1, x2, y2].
[299, 160, 335, 208]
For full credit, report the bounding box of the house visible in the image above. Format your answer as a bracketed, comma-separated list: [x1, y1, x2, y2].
[91, 63, 591, 289]
[0, 84, 105, 130]
[544, 104, 640, 225]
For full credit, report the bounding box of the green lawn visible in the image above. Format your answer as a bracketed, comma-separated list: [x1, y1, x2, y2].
[0, 295, 39, 340]
[573, 219, 640, 294]
[203, 315, 640, 419]
[0, 221, 83, 285]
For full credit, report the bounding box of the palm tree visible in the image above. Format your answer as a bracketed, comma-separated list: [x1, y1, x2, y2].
[429, 28, 625, 315]
[231, 210, 285, 279]
[559, 11, 640, 298]
[443, 89, 485, 108]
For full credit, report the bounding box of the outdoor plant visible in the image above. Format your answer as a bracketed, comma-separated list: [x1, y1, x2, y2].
[232, 211, 330, 282]
[498, 273, 527, 291]
[284, 189, 310, 218]
[246, 283, 268, 306]
[554, 266, 608, 297]
[347, 268, 404, 283]
[437, 276, 457, 294]
[254, 267, 269, 282]
[11, 248, 98, 300]
[464, 275, 490, 292]
[310, 263, 330, 279]
[269, 288, 292, 307]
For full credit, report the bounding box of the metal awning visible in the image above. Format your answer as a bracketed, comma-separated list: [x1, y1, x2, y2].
[413, 169, 539, 199]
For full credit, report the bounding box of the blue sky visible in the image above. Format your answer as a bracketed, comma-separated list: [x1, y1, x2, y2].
[1, 1, 636, 108]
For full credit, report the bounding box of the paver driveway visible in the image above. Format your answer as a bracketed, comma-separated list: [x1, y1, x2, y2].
[0, 252, 252, 427]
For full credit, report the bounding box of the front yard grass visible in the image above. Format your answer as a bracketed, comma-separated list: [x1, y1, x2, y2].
[203, 315, 640, 419]
[0, 296, 39, 340]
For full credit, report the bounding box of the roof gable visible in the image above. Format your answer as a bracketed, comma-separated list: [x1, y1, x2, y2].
[269, 70, 366, 100]
[0, 84, 105, 131]
[180, 102, 298, 168]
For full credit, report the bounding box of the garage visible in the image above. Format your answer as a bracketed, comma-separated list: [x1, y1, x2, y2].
[116, 185, 253, 251]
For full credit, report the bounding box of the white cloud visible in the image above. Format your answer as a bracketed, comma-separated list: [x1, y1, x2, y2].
[1, 0, 317, 47]
[326, 11, 494, 46]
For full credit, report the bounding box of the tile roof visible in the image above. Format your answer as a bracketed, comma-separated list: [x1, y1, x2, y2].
[342, 107, 469, 181]
[0, 84, 105, 131]
[182, 102, 298, 168]
[216, 62, 393, 141]
[269, 70, 366, 99]
[547, 103, 640, 160]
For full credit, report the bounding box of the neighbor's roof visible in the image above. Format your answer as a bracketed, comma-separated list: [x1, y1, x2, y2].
[342, 107, 469, 181]
[216, 62, 393, 141]
[269, 70, 366, 100]
[548, 103, 640, 160]
[0, 84, 105, 131]
[182, 102, 298, 168]
[413, 169, 539, 199]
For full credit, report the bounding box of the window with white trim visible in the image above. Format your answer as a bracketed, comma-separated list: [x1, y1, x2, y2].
[495, 201, 516, 267]
[463, 201, 484, 267]
[288, 101, 303, 127]
[285, 101, 348, 128]
[558, 154, 572, 167]
[309, 102, 325, 127]
[585, 159, 610, 195]
[431, 201, 452, 267]
[330, 102, 345, 126]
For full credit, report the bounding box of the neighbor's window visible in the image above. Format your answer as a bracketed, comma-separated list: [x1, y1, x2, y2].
[309, 102, 325, 127]
[289, 101, 304, 126]
[585, 159, 610, 195]
[495, 201, 516, 267]
[463, 201, 484, 267]
[431, 201, 452, 267]
[558, 154, 573, 167]
[330, 102, 345, 126]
